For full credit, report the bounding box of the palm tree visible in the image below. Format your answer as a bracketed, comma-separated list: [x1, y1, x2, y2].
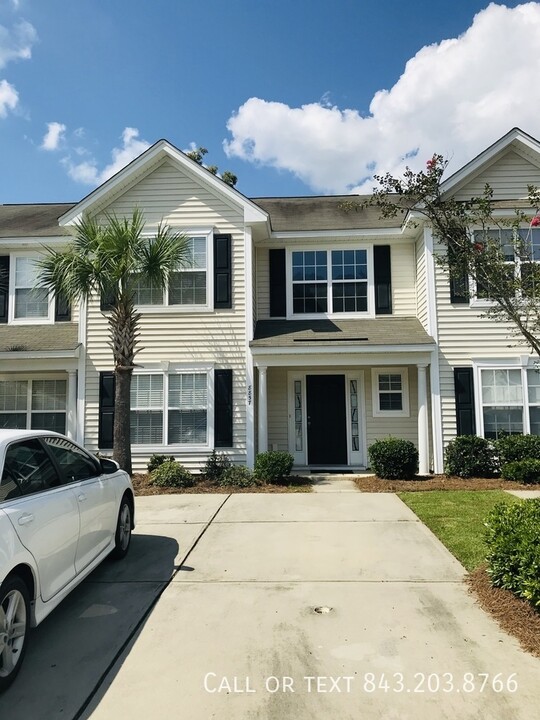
[37, 209, 189, 474]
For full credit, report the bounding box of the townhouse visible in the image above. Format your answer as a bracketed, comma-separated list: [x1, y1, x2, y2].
[0, 127, 539, 472]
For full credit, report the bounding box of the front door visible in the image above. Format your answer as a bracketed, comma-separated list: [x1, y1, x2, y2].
[306, 375, 347, 465]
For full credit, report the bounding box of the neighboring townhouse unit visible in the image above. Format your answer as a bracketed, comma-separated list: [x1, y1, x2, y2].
[1, 128, 540, 473]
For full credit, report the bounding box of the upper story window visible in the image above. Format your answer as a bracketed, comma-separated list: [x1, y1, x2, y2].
[0, 254, 70, 325]
[134, 234, 210, 309]
[10, 256, 52, 323]
[468, 227, 540, 303]
[290, 247, 371, 317]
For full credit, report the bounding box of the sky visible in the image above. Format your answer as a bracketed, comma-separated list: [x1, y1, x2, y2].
[0, 0, 538, 203]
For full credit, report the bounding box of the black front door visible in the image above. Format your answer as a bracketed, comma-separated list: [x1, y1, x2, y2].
[306, 375, 347, 465]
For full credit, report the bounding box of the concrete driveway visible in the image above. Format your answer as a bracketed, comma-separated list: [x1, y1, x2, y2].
[1, 493, 539, 719]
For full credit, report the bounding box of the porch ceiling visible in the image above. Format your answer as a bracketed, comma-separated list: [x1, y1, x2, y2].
[0, 324, 79, 352]
[251, 317, 434, 350]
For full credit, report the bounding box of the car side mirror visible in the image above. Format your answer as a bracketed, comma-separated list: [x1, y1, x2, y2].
[100, 457, 120, 474]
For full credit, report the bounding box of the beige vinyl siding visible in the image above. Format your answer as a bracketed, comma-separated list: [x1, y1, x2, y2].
[434, 247, 531, 447]
[415, 234, 428, 330]
[390, 242, 416, 316]
[454, 150, 540, 200]
[255, 241, 416, 319]
[83, 160, 248, 472]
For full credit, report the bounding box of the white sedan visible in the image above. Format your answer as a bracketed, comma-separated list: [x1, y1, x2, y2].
[0, 430, 134, 692]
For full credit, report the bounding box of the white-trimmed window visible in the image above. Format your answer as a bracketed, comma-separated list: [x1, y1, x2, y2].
[372, 368, 409, 417]
[10, 255, 52, 323]
[290, 247, 370, 316]
[0, 379, 66, 433]
[479, 365, 540, 439]
[130, 371, 208, 446]
[134, 234, 210, 308]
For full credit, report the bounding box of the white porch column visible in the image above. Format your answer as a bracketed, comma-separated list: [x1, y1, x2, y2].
[417, 363, 429, 475]
[67, 370, 77, 440]
[257, 366, 268, 453]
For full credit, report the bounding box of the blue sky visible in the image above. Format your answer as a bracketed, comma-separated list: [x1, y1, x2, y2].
[0, 0, 536, 203]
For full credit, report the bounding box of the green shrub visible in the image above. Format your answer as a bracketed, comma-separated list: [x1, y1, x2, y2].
[150, 460, 194, 488]
[254, 451, 294, 483]
[147, 453, 175, 473]
[203, 450, 231, 484]
[485, 499, 540, 608]
[501, 459, 540, 484]
[444, 435, 498, 478]
[496, 434, 540, 464]
[219, 465, 260, 488]
[368, 437, 418, 480]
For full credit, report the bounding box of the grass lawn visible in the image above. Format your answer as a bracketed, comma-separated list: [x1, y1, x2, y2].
[398, 490, 518, 571]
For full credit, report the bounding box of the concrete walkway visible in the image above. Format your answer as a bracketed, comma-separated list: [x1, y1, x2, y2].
[310, 474, 360, 492]
[505, 489, 540, 498]
[2, 493, 539, 720]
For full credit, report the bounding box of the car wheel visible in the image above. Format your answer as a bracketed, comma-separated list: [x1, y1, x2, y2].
[111, 496, 132, 560]
[0, 575, 30, 693]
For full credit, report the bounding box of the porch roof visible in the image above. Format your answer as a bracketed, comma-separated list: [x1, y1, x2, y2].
[251, 317, 434, 349]
[0, 324, 79, 352]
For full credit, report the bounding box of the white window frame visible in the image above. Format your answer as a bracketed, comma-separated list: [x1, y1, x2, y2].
[135, 228, 214, 313]
[286, 244, 375, 319]
[469, 226, 540, 308]
[473, 358, 540, 438]
[0, 375, 67, 432]
[9, 253, 54, 324]
[371, 367, 410, 418]
[130, 365, 214, 450]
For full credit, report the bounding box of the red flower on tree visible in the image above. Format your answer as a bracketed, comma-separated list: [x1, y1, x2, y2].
[531, 215, 540, 227]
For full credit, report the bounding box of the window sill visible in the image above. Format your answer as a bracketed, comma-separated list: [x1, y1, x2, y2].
[372, 411, 410, 418]
[9, 318, 54, 325]
[135, 305, 214, 315]
[131, 444, 211, 453]
[288, 311, 375, 321]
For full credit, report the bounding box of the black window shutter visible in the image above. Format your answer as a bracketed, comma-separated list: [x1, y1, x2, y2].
[99, 372, 115, 449]
[269, 248, 286, 317]
[214, 234, 232, 309]
[374, 245, 392, 314]
[100, 283, 116, 312]
[450, 275, 469, 304]
[54, 293, 71, 322]
[214, 369, 233, 447]
[0, 256, 9, 324]
[454, 367, 476, 436]
[448, 239, 469, 303]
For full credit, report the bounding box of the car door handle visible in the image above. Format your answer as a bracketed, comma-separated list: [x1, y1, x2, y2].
[77, 493, 87, 503]
[18, 513, 34, 526]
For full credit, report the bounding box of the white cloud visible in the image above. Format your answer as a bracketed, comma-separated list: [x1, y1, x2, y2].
[0, 19, 37, 69]
[224, 2, 540, 194]
[41, 121, 66, 151]
[64, 127, 151, 186]
[0, 77, 17, 116]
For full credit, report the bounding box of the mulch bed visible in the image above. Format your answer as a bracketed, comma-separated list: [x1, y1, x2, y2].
[353, 474, 534, 492]
[467, 566, 540, 658]
[132, 474, 312, 495]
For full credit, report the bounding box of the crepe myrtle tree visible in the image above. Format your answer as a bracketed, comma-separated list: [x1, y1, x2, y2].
[341, 155, 540, 357]
[37, 209, 190, 475]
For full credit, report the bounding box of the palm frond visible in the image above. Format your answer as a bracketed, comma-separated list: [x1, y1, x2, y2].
[36, 247, 99, 302]
[135, 224, 190, 289]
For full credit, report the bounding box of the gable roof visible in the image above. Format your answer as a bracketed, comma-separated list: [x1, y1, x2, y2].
[441, 127, 540, 196]
[0, 204, 75, 237]
[59, 140, 268, 226]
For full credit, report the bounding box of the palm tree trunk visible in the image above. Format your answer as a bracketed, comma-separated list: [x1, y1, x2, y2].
[109, 300, 141, 476]
[113, 366, 133, 475]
